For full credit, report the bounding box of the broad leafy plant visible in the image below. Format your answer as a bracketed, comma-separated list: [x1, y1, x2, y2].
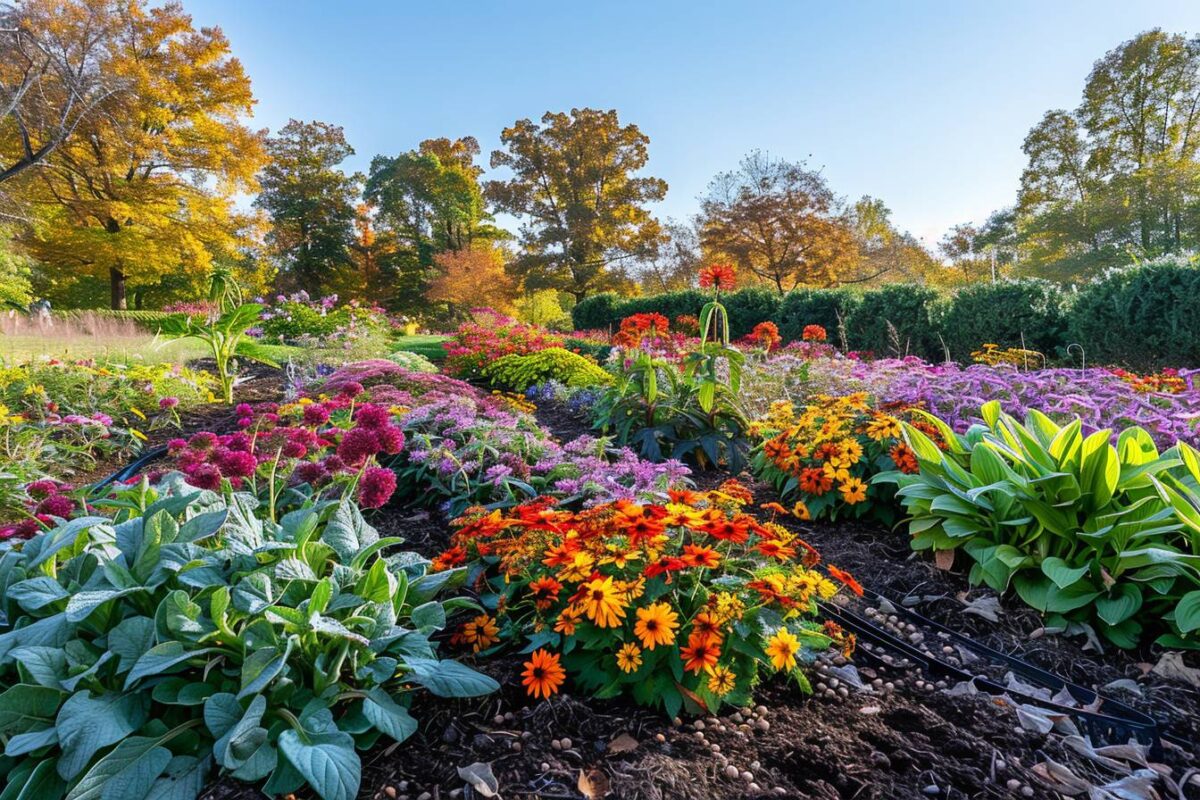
[160, 304, 278, 404]
[880, 400, 1200, 648]
[0, 474, 497, 800]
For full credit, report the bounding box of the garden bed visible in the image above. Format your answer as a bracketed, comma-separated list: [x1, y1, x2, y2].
[195, 395, 1199, 800]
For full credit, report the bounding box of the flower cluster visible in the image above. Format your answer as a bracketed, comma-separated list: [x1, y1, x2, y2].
[1108, 367, 1187, 394]
[971, 343, 1046, 369]
[442, 308, 564, 379]
[0, 479, 78, 540]
[166, 392, 403, 509]
[749, 393, 929, 521]
[741, 321, 782, 353]
[801, 324, 828, 343]
[611, 313, 671, 348]
[440, 483, 858, 715]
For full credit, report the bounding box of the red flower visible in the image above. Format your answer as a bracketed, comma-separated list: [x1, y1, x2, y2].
[699, 263, 737, 291]
[802, 324, 828, 343]
[358, 467, 397, 509]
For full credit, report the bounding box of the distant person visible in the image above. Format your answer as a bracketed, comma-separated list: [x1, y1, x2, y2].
[30, 299, 52, 329]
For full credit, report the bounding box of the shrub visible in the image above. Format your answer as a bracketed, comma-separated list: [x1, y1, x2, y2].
[722, 287, 783, 339]
[571, 292, 622, 331]
[386, 350, 439, 373]
[483, 347, 613, 391]
[562, 336, 613, 362]
[940, 279, 1066, 362]
[0, 475, 497, 800]
[442, 309, 564, 380]
[846, 284, 942, 361]
[778, 288, 860, 345]
[1067, 254, 1200, 370]
[882, 401, 1200, 648]
[437, 485, 861, 716]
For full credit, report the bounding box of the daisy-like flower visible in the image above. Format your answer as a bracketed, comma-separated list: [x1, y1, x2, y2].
[827, 564, 864, 597]
[579, 575, 628, 628]
[554, 606, 583, 636]
[634, 602, 679, 650]
[522, 649, 566, 699]
[698, 263, 737, 291]
[707, 665, 737, 696]
[469, 614, 500, 652]
[680, 544, 721, 569]
[680, 632, 721, 674]
[792, 500, 811, 521]
[528, 576, 563, 610]
[766, 627, 801, 671]
[615, 642, 643, 674]
[690, 611, 723, 645]
[756, 539, 797, 561]
[839, 477, 868, 505]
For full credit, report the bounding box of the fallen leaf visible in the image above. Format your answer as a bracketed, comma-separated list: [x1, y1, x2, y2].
[457, 762, 499, 798]
[578, 768, 611, 799]
[961, 595, 1001, 623]
[934, 549, 955, 570]
[607, 733, 639, 754]
[1151, 652, 1200, 688]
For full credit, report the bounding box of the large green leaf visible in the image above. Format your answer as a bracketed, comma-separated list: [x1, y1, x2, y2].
[1040, 557, 1090, 590]
[125, 643, 218, 689]
[362, 689, 417, 744]
[237, 639, 293, 699]
[402, 658, 499, 698]
[0, 683, 64, 735]
[277, 729, 360, 800]
[56, 691, 149, 780]
[1176, 590, 1200, 634]
[322, 502, 379, 562]
[66, 733, 174, 800]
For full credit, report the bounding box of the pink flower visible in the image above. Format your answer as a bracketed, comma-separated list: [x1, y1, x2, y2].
[295, 461, 330, 487]
[36, 494, 76, 518]
[376, 425, 405, 455]
[354, 404, 391, 430]
[188, 463, 222, 491]
[159, 396, 179, 410]
[303, 404, 331, 425]
[25, 480, 59, 500]
[357, 467, 397, 509]
[337, 427, 380, 464]
[281, 440, 307, 459]
[322, 455, 347, 474]
[217, 450, 258, 479]
[338, 381, 365, 399]
[189, 431, 218, 450]
[167, 438, 188, 456]
[235, 403, 253, 417]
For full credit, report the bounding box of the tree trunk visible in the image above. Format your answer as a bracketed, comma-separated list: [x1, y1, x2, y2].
[110, 267, 127, 310]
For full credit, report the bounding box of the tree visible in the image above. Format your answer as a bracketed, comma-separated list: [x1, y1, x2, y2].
[633, 219, 701, 293]
[255, 119, 358, 295]
[7, 0, 265, 308]
[0, 227, 32, 306]
[486, 108, 667, 300]
[1009, 30, 1200, 280]
[697, 151, 857, 293]
[365, 136, 496, 309]
[0, 0, 122, 193]
[425, 244, 518, 314]
[842, 196, 943, 286]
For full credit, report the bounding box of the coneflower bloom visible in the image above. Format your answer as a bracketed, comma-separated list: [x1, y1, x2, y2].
[522, 649, 566, 699]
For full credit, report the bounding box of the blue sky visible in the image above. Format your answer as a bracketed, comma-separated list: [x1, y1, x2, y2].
[188, 0, 1200, 248]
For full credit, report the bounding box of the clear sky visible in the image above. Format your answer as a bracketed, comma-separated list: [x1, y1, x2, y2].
[186, 0, 1200, 248]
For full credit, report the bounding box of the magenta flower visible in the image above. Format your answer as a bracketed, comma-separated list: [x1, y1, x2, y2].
[358, 467, 397, 509]
[159, 396, 179, 410]
[337, 427, 380, 464]
[36, 494, 76, 518]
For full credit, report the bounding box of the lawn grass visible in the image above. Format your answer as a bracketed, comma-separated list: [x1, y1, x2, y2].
[0, 333, 208, 364]
[391, 334, 448, 361]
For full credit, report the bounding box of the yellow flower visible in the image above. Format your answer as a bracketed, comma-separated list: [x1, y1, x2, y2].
[822, 462, 850, 484]
[469, 614, 499, 652]
[839, 477, 868, 504]
[766, 627, 801, 671]
[634, 602, 679, 649]
[130, 428, 147, 442]
[556, 551, 595, 583]
[129, 406, 146, 420]
[615, 642, 643, 673]
[579, 575, 628, 628]
[707, 665, 736, 696]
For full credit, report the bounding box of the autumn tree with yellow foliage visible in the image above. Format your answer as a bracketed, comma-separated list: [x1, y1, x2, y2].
[4, 0, 265, 308]
[426, 244, 518, 315]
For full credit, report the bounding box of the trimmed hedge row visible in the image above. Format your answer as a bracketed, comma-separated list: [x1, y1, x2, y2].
[572, 254, 1200, 369]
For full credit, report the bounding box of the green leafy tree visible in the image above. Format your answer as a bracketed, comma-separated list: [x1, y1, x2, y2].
[255, 119, 359, 295]
[0, 228, 32, 307]
[486, 108, 668, 300]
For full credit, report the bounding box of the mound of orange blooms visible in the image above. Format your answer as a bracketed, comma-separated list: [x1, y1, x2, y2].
[750, 393, 936, 522]
[436, 480, 859, 716]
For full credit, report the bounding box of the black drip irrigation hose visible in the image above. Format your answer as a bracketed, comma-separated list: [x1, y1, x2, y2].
[819, 588, 1189, 759]
[90, 445, 169, 491]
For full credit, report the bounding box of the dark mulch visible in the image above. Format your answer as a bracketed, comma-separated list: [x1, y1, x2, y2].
[198, 394, 1200, 800]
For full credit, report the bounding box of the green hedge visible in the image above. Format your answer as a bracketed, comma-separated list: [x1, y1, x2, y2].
[778, 288, 860, 345]
[939, 279, 1067, 361]
[845, 284, 943, 361]
[1066, 254, 1200, 369]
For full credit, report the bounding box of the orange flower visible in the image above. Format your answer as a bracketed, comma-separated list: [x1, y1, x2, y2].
[680, 632, 722, 674]
[431, 545, 467, 572]
[681, 544, 722, 569]
[756, 539, 797, 561]
[668, 488, 705, 506]
[827, 564, 864, 597]
[717, 479, 754, 505]
[612, 500, 668, 544]
[801, 324, 827, 343]
[522, 649, 566, 699]
[759, 501, 789, 516]
[554, 605, 583, 636]
[889, 442, 919, 474]
[528, 576, 563, 610]
[634, 602, 679, 649]
[839, 477, 868, 505]
[798, 468, 832, 495]
[699, 263, 737, 291]
[690, 611, 723, 645]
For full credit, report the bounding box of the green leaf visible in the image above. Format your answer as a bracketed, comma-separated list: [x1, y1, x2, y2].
[56, 691, 149, 780]
[66, 734, 172, 800]
[1175, 590, 1200, 634]
[1040, 557, 1090, 590]
[277, 729, 360, 800]
[213, 695, 268, 772]
[362, 689, 417, 744]
[3, 757, 66, 800]
[8, 576, 69, 612]
[143, 755, 209, 800]
[125, 643, 218, 689]
[66, 587, 145, 623]
[231, 573, 274, 614]
[202, 693, 242, 740]
[107, 617, 157, 675]
[238, 639, 293, 699]
[409, 602, 446, 633]
[322, 501, 379, 562]
[0, 684, 63, 735]
[1096, 584, 1142, 627]
[402, 657, 499, 698]
[10, 646, 68, 689]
